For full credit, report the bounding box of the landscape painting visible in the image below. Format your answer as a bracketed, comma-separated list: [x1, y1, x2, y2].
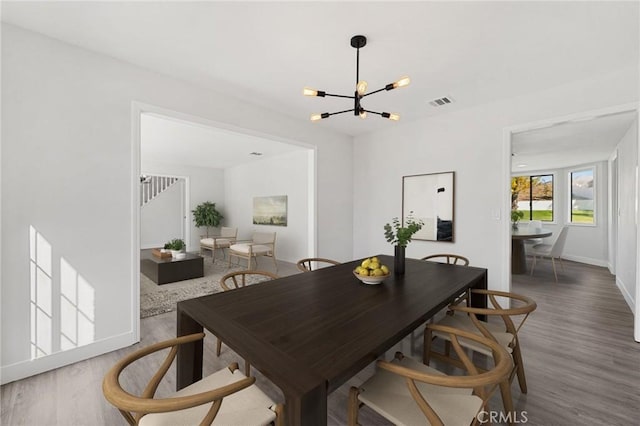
[253, 195, 288, 226]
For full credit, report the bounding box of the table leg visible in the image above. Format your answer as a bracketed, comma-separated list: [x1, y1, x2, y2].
[284, 384, 327, 426]
[511, 239, 527, 274]
[176, 307, 203, 391]
[470, 270, 488, 322]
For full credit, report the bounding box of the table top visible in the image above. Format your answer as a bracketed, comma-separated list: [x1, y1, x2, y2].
[511, 227, 553, 239]
[177, 254, 487, 395]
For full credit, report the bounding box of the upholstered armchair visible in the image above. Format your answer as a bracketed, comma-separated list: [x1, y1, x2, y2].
[199, 227, 237, 262]
[228, 232, 277, 272]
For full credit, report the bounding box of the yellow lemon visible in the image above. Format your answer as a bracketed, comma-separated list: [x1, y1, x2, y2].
[381, 265, 389, 274]
[372, 268, 385, 276]
[368, 262, 380, 270]
[359, 268, 370, 276]
[361, 258, 371, 268]
[370, 256, 379, 264]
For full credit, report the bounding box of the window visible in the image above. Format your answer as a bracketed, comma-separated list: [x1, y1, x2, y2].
[511, 174, 554, 221]
[569, 168, 595, 224]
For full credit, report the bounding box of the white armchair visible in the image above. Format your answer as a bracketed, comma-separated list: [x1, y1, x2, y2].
[199, 227, 237, 262]
[228, 232, 277, 272]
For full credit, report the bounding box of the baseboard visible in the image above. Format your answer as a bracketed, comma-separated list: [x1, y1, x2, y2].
[0, 331, 138, 385]
[615, 277, 636, 314]
[607, 261, 615, 275]
[560, 254, 608, 268]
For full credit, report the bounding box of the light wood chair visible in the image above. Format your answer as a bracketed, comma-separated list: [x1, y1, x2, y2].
[421, 253, 470, 266]
[349, 324, 511, 426]
[530, 225, 569, 282]
[424, 289, 537, 416]
[216, 270, 279, 374]
[102, 332, 283, 426]
[296, 257, 340, 272]
[228, 232, 277, 272]
[200, 227, 238, 262]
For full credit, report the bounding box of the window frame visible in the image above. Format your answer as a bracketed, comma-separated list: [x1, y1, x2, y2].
[568, 166, 596, 226]
[511, 173, 556, 223]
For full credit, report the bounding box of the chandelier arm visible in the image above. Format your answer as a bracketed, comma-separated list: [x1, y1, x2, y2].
[328, 109, 355, 117]
[323, 93, 356, 99]
[361, 87, 387, 98]
[362, 109, 383, 116]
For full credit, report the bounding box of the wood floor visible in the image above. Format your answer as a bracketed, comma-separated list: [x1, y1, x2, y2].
[2, 258, 638, 425]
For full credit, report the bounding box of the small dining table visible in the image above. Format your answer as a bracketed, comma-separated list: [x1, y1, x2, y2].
[175, 254, 488, 425]
[511, 227, 552, 274]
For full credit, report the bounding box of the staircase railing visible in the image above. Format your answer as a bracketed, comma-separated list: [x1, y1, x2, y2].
[140, 175, 179, 206]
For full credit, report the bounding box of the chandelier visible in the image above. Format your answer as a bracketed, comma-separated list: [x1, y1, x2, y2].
[303, 35, 410, 122]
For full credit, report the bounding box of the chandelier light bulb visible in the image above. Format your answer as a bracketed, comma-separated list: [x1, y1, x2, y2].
[356, 80, 368, 95]
[303, 87, 319, 97]
[388, 113, 400, 121]
[310, 113, 322, 121]
[393, 76, 410, 89]
[359, 110, 367, 119]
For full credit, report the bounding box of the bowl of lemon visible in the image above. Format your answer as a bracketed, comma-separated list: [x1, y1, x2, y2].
[353, 257, 390, 285]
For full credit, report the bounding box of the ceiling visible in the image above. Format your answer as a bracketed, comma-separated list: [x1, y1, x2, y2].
[141, 113, 306, 169]
[511, 110, 637, 173]
[2, 1, 638, 138]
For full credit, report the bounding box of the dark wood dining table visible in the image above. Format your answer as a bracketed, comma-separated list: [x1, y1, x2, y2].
[511, 227, 552, 274]
[176, 254, 488, 425]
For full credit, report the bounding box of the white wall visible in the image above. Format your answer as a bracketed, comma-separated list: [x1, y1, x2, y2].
[1, 25, 353, 383]
[140, 180, 184, 249]
[353, 66, 638, 293]
[141, 162, 225, 252]
[616, 119, 638, 311]
[224, 150, 310, 264]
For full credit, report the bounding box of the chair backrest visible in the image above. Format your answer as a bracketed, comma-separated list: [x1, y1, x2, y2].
[550, 226, 569, 257]
[377, 324, 511, 424]
[296, 257, 340, 272]
[102, 333, 256, 425]
[421, 254, 469, 266]
[220, 227, 238, 239]
[220, 270, 279, 291]
[253, 231, 276, 245]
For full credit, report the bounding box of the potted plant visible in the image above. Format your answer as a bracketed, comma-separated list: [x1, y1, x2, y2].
[192, 201, 224, 238]
[164, 238, 185, 258]
[511, 210, 524, 229]
[384, 213, 424, 275]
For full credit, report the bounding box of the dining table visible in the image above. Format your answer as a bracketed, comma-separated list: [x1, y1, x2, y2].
[175, 254, 488, 426]
[511, 226, 553, 274]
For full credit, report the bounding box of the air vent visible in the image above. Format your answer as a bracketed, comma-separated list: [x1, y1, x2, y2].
[249, 152, 263, 156]
[428, 96, 454, 107]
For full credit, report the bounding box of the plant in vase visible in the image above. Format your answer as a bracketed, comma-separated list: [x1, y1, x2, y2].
[511, 210, 524, 229]
[164, 238, 185, 258]
[383, 213, 424, 275]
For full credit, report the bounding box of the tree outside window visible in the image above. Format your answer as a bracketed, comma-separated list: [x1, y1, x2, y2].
[511, 174, 554, 221]
[570, 169, 594, 224]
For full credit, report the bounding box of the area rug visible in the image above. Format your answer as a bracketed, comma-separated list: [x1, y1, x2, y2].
[140, 257, 243, 318]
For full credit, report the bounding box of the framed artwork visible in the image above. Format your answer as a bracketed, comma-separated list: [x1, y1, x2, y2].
[253, 195, 288, 226]
[402, 172, 455, 242]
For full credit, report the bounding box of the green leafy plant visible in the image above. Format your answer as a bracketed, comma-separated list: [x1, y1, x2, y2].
[384, 213, 424, 247]
[511, 210, 524, 224]
[192, 201, 224, 237]
[164, 238, 185, 251]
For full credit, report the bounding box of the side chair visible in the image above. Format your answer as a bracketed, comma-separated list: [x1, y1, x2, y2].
[349, 324, 511, 426]
[296, 257, 340, 272]
[102, 332, 283, 426]
[424, 289, 537, 416]
[421, 253, 470, 266]
[530, 225, 569, 282]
